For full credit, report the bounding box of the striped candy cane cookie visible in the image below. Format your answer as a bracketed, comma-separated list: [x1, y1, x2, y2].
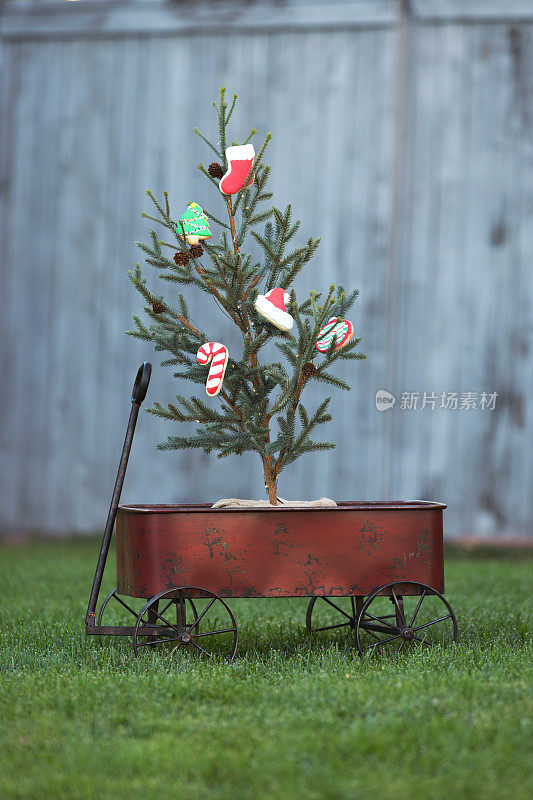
[197, 342, 229, 397]
[315, 317, 354, 353]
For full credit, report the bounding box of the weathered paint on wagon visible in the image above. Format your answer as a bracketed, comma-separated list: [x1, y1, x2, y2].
[116, 501, 445, 599]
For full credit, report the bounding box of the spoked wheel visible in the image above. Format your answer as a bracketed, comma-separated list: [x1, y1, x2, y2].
[306, 595, 362, 637]
[97, 587, 146, 626]
[356, 581, 458, 657]
[133, 586, 238, 660]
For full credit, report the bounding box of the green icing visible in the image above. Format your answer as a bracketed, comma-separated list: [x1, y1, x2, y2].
[178, 202, 212, 239]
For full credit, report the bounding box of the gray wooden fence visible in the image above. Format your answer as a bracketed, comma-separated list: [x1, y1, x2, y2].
[1, 0, 532, 538]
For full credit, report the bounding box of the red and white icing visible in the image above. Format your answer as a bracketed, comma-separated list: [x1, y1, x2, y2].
[315, 317, 354, 353]
[254, 287, 294, 331]
[219, 144, 255, 195]
[197, 342, 229, 397]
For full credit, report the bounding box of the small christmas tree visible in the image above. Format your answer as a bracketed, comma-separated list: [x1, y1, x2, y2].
[128, 87, 366, 504]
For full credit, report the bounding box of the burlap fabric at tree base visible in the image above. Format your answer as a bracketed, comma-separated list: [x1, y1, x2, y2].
[212, 497, 337, 509]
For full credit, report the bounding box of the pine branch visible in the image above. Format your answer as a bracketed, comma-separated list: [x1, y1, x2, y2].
[242, 127, 257, 145]
[175, 314, 203, 339]
[313, 371, 351, 391]
[225, 93, 238, 125]
[242, 274, 261, 303]
[218, 86, 228, 161]
[203, 207, 231, 230]
[126, 315, 152, 342]
[194, 127, 222, 160]
[197, 162, 222, 189]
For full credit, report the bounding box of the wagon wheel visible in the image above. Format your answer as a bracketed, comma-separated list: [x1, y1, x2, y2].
[306, 595, 366, 637]
[97, 588, 140, 626]
[355, 581, 458, 657]
[133, 586, 238, 660]
[97, 587, 198, 632]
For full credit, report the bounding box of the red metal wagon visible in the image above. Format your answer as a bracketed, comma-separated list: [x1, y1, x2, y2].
[85, 365, 458, 659]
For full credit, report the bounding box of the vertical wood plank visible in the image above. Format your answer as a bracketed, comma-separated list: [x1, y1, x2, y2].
[1, 5, 532, 538]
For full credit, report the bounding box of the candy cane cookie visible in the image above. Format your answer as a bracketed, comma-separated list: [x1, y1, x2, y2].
[197, 342, 229, 397]
[315, 317, 354, 353]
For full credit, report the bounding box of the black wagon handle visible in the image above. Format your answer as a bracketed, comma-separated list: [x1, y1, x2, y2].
[132, 362, 151, 406]
[85, 362, 151, 628]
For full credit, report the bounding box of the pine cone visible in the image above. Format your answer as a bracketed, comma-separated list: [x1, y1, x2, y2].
[208, 162, 224, 179]
[189, 244, 204, 258]
[174, 251, 190, 267]
[152, 301, 165, 315]
[302, 362, 317, 378]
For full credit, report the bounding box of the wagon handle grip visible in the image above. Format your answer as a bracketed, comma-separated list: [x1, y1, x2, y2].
[132, 362, 151, 406]
[85, 362, 151, 628]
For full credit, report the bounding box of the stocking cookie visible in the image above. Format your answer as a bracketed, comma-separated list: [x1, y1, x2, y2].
[315, 317, 354, 353]
[219, 144, 255, 195]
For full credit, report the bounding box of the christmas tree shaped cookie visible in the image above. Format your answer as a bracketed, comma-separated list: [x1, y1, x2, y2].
[178, 202, 212, 245]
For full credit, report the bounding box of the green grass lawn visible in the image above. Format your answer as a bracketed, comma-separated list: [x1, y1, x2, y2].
[0, 538, 531, 800]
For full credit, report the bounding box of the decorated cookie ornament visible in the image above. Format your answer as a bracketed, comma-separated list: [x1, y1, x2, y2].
[197, 341, 229, 397]
[178, 202, 212, 245]
[254, 287, 294, 332]
[219, 144, 255, 195]
[315, 317, 354, 353]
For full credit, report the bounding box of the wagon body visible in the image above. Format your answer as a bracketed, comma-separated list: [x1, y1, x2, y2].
[86, 366, 457, 658]
[116, 501, 445, 599]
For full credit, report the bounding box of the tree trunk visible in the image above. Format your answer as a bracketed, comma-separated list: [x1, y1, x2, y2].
[263, 458, 278, 505]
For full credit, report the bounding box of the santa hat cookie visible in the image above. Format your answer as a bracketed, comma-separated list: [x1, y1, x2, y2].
[219, 144, 255, 195]
[178, 202, 212, 246]
[254, 287, 294, 332]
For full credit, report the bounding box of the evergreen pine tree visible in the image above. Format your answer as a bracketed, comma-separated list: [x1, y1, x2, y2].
[128, 87, 366, 504]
